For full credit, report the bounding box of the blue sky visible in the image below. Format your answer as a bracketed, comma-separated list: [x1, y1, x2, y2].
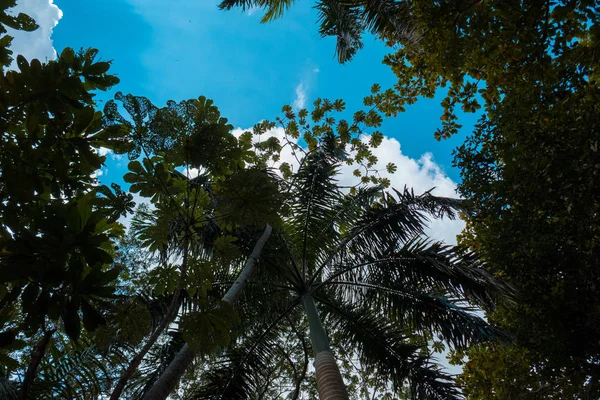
[10, 0, 481, 244]
[49, 0, 477, 179]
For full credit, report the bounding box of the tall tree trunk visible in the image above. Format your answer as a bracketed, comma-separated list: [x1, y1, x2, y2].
[142, 224, 272, 400]
[302, 294, 348, 400]
[20, 328, 55, 400]
[109, 237, 190, 400]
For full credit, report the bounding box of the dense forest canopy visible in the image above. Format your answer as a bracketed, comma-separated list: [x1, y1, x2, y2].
[1, 0, 599, 399]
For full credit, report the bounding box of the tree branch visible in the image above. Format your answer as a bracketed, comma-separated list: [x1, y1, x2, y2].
[20, 328, 55, 400]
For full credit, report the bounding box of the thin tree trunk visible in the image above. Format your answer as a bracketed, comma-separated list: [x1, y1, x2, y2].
[290, 318, 310, 400]
[109, 237, 190, 400]
[142, 224, 272, 400]
[302, 294, 348, 400]
[20, 328, 55, 400]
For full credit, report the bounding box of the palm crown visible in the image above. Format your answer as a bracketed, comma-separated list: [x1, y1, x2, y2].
[184, 134, 511, 399]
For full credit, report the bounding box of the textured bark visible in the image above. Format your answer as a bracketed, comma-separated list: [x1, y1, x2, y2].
[314, 351, 349, 400]
[142, 224, 272, 400]
[303, 294, 349, 400]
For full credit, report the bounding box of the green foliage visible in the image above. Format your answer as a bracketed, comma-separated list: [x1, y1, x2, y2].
[184, 129, 512, 399]
[95, 183, 136, 222]
[0, 10, 137, 396]
[454, 85, 600, 397]
[125, 157, 176, 203]
[448, 343, 595, 400]
[269, 96, 395, 189]
[229, 0, 600, 396]
[111, 298, 152, 346]
[446, 4, 600, 395]
[149, 263, 180, 296]
[104, 92, 256, 177]
[377, 0, 599, 141]
[180, 299, 239, 354]
[212, 235, 241, 268]
[213, 168, 283, 229]
[31, 334, 131, 400]
[0, 1, 38, 69]
[0, 45, 129, 345]
[185, 258, 214, 298]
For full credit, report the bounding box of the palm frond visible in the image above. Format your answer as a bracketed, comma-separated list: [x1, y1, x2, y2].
[310, 187, 463, 286]
[387, 238, 514, 309]
[261, 0, 296, 22]
[323, 279, 503, 348]
[187, 298, 301, 399]
[315, 0, 364, 63]
[186, 333, 278, 399]
[324, 236, 513, 315]
[0, 376, 17, 400]
[319, 295, 461, 400]
[287, 147, 343, 278]
[33, 339, 129, 400]
[346, 187, 462, 251]
[356, 0, 413, 40]
[332, 184, 385, 231]
[218, 0, 263, 11]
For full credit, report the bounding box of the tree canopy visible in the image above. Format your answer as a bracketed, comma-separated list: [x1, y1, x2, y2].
[0, 2, 139, 397]
[2, 0, 599, 399]
[0, 36, 510, 397]
[220, 0, 600, 397]
[450, 51, 600, 398]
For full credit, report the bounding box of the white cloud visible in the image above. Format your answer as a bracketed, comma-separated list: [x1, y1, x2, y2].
[313, 67, 320, 73]
[6, 0, 63, 67]
[97, 147, 125, 166]
[246, 6, 260, 16]
[343, 137, 464, 244]
[292, 83, 306, 110]
[113, 152, 125, 167]
[119, 192, 152, 230]
[92, 167, 106, 179]
[231, 127, 465, 244]
[97, 147, 111, 157]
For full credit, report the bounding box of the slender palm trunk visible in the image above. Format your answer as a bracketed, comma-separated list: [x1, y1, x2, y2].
[110, 237, 190, 400]
[142, 224, 272, 400]
[302, 294, 348, 400]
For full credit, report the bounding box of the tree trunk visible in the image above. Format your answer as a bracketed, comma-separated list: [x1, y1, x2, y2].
[142, 224, 272, 400]
[20, 328, 55, 400]
[109, 237, 190, 400]
[302, 294, 348, 400]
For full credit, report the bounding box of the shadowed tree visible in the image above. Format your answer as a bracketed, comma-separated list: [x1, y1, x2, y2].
[135, 96, 403, 399]
[177, 133, 513, 400]
[0, 2, 139, 397]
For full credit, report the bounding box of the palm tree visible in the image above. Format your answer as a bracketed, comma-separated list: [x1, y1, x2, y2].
[182, 135, 512, 399]
[109, 94, 511, 398]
